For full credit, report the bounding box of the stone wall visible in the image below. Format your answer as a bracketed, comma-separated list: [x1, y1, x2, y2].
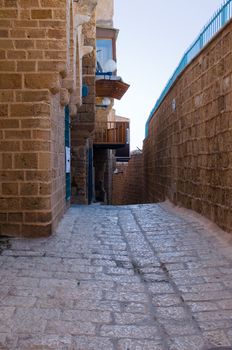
[71, 10, 96, 204]
[0, 0, 86, 236]
[144, 20, 232, 232]
[112, 153, 144, 205]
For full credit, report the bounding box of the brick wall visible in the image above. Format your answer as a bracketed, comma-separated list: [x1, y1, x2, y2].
[71, 10, 96, 204]
[144, 20, 232, 232]
[112, 153, 144, 205]
[0, 0, 79, 236]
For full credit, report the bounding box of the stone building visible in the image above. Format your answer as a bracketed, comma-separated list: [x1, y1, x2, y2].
[0, 0, 129, 237]
[89, 0, 130, 205]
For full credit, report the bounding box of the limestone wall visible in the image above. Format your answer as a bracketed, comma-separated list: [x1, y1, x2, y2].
[96, 0, 113, 27]
[144, 20, 232, 232]
[0, 0, 96, 236]
[112, 153, 144, 205]
[71, 10, 97, 204]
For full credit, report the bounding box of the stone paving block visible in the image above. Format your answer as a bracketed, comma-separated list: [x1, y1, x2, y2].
[17, 269, 54, 278]
[105, 267, 134, 276]
[0, 333, 18, 349]
[73, 336, 114, 350]
[92, 259, 116, 266]
[12, 308, 49, 334]
[46, 320, 96, 336]
[152, 294, 182, 307]
[164, 263, 186, 271]
[168, 335, 205, 350]
[39, 278, 78, 289]
[100, 325, 161, 339]
[170, 267, 221, 279]
[116, 338, 164, 350]
[94, 273, 140, 283]
[173, 276, 206, 285]
[0, 307, 15, 333]
[1, 203, 232, 348]
[227, 329, 232, 342]
[114, 312, 150, 325]
[73, 300, 121, 312]
[16, 335, 73, 350]
[217, 299, 232, 310]
[0, 295, 36, 307]
[187, 301, 219, 312]
[116, 282, 145, 293]
[182, 290, 232, 302]
[203, 330, 232, 347]
[61, 309, 112, 323]
[105, 291, 148, 303]
[36, 296, 75, 309]
[0, 286, 10, 301]
[54, 287, 103, 301]
[198, 320, 232, 332]
[121, 301, 147, 314]
[155, 306, 189, 320]
[143, 273, 169, 283]
[159, 320, 198, 336]
[178, 282, 225, 293]
[223, 280, 232, 288]
[148, 282, 175, 294]
[194, 310, 232, 322]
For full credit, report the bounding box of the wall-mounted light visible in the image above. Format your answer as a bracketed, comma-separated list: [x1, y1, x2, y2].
[96, 97, 111, 108]
[102, 97, 111, 106]
[114, 168, 123, 174]
[172, 98, 176, 111]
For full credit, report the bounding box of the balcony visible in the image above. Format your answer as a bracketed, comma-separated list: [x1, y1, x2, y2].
[96, 77, 130, 100]
[93, 121, 129, 149]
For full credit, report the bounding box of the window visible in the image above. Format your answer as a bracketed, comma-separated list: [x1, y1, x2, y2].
[96, 39, 113, 72]
[96, 27, 118, 74]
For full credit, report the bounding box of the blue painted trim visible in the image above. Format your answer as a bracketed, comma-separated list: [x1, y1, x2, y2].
[145, 0, 232, 138]
[65, 106, 71, 201]
[82, 85, 89, 97]
[96, 71, 113, 77]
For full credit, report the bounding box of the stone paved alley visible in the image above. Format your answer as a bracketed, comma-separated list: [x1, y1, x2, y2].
[1, 203, 232, 350]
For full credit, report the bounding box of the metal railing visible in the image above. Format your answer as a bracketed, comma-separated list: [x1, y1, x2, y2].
[145, 0, 232, 137]
[94, 121, 127, 145]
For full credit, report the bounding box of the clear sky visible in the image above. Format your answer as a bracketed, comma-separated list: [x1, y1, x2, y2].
[113, 0, 224, 151]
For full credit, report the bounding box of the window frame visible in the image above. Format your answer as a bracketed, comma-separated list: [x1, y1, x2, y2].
[96, 27, 118, 73]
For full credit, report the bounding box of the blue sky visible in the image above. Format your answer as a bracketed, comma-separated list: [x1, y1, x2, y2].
[114, 0, 224, 150]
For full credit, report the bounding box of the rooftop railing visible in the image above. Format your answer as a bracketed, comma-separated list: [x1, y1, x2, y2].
[145, 0, 232, 137]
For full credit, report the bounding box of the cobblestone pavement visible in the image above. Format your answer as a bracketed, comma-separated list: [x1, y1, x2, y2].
[1, 203, 232, 349]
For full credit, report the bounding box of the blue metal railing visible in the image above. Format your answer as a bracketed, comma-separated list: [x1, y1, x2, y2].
[145, 0, 232, 137]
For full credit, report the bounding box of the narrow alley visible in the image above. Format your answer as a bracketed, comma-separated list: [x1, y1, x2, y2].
[0, 203, 232, 349]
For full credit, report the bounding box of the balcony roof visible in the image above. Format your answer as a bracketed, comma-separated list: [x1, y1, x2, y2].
[95, 78, 130, 100]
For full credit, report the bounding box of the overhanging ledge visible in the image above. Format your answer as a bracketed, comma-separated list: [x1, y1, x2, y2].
[95, 79, 130, 100]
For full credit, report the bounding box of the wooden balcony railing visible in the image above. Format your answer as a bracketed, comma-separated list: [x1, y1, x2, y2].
[94, 121, 128, 147]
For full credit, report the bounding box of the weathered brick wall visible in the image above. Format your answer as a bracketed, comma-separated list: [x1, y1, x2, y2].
[0, 0, 78, 236]
[71, 11, 96, 204]
[144, 20, 232, 232]
[112, 163, 127, 205]
[112, 153, 144, 205]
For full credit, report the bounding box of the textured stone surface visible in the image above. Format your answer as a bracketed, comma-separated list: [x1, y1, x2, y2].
[143, 20, 232, 233]
[112, 20, 232, 234]
[112, 153, 144, 205]
[1, 203, 232, 349]
[0, 0, 98, 234]
[0, 0, 70, 236]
